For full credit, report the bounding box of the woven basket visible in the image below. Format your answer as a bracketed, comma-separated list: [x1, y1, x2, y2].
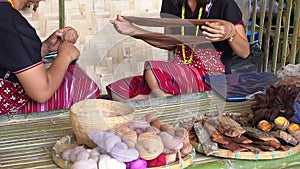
[70, 99, 135, 148]
[52, 135, 195, 169]
[191, 140, 300, 160]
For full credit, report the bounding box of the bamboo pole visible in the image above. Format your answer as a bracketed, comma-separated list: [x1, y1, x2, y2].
[250, 0, 258, 44]
[59, 0, 65, 28]
[290, 1, 300, 64]
[258, 0, 267, 47]
[281, 0, 293, 66]
[263, 0, 275, 72]
[271, 0, 284, 72]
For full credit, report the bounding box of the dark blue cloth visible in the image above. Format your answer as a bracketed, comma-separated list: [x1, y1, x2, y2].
[293, 101, 300, 124]
[203, 72, 279, 102]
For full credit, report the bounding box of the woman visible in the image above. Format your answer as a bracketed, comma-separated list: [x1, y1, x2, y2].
[0, 0, 101, 115]
[107, 0, 250, 101]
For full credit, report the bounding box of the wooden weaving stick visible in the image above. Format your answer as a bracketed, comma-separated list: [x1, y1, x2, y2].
[123, 16, 235, 44]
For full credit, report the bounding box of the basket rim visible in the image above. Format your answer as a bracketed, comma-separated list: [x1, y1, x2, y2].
[191, 140, 300, 160]
[70, 99, 134, 109]
[52, 135, 195, 169]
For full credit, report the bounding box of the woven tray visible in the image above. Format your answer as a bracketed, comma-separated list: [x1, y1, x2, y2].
[191, 139, 300, 160]
[52, 135, 195, 169]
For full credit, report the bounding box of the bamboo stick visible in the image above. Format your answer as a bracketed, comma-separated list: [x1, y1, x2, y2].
[281, 0, 294, 66]
[271, 0, 284, 72]
[250, 0, 258, 44]
[290, 1, 300, 64]
[263, 0, 275, 72]
[258, 0, 267, 47]
[59, 0, 65, 28]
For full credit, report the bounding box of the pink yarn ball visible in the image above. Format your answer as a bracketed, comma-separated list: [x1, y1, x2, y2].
[126, 158, 147, 169]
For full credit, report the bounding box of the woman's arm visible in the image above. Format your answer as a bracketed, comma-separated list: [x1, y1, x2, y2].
[111, 14, 177, 51]
[16, 42, 79, 103]
[227, 24, 250, 58]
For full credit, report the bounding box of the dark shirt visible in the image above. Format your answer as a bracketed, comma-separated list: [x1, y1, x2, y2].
[0, 2, 42, 82]
[160, 0, 243, 73]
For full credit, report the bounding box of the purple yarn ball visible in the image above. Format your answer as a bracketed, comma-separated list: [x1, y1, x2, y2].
[126, 158, 147, 169]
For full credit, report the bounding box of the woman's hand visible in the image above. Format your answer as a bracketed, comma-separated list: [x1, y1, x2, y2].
[41, 27, 78, 56]
[201, 20, 236, 42]
[110, 14, 140, 36]
[202, 20, 249, 58]
[57, 42, 80, 63]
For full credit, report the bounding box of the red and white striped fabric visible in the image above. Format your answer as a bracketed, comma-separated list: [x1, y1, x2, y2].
[106, 47, 224, 100]
[15, 64, 101, 114]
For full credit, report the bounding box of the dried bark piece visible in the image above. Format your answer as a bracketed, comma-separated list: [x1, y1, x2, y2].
[231, 135, 253, 144]
[239, 144, 261, 154]
[244, 127, 279, 142]
[269, 130, 298, 146]
[217, 116, 246, 137]
[280, 145, 291, 151]
[193, 122, 218, 156]
[204, 122, 229, 145]
[219, 141, 248, 153]
[252, 140, 281, 149]
[253, 144, 276, 151]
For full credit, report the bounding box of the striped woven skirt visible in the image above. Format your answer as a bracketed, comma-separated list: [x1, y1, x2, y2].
[14, 64, 101, 114]
[106, 60, 212, 99]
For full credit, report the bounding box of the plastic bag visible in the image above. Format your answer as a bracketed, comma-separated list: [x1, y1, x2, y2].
[231, 43, 263, 73]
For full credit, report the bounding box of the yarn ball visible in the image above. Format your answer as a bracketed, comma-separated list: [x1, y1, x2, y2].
[159, 132, 183, 154]
[121, 130, 138, 148]
[146, 153, 167, 168]
[72, 159, 97, 169]
[110, 142, 139, 162]
[114, 125, 132, 136]
[98, 154, 126, 169]
[90, 131, 139, 162]
[62, 28, 78, 44]
[125, 158, 147, 169]
[129, 120, 150, 134]
[145, 126, 161, 134]
[150, 119, 162, 130]
[62, 149, 72, 161]
[135, 132, 164, 160]
[89, 148, 101, 162]
[67, 146, 90, 163]
[145, 112, 158, 123]
[160, 124, 175, 136]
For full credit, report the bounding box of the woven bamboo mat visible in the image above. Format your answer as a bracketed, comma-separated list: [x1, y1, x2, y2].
[0, 92, 252, 169]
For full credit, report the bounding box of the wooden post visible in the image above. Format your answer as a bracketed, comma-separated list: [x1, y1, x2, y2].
[290, 1, 300, 64]
[250, 0, 257, 44]
[281, 0, 293, 66]
[263, 0, 275, 72]
[59, 0, 65, 28]
[258, 0, 267, 48]
[271, 0, 284, 72]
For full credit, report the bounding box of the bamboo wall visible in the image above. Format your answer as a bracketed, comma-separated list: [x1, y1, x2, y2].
[248, 0, 300, 72]
[22, 0, 167, 93]
[21, 0, 300, 94]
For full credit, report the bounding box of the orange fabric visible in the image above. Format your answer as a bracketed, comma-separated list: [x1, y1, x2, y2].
[7, 0, 17, 10]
